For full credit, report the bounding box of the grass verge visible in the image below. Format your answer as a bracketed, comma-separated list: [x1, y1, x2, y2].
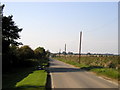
[3, 68, 47, 90]
[91, 68, 119, 80]
[16, 70, 47, 88]
[2, 58, 49, 90]
[3, 67, 35, 89]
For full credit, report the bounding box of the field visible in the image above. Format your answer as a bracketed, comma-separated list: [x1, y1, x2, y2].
[53, 55, 120, 81]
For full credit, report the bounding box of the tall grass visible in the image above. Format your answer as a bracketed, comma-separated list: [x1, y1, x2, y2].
[54, 55, 119, 69]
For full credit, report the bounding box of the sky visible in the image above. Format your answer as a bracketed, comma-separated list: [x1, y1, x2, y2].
[2, 2, 118, 54]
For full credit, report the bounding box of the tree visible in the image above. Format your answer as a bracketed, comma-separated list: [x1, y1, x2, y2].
[2, 12, 23, 71]
[8, 45, 19, 66]
[87, 52, 91, 55]
[2, 15, 22, 53]
[46, 50, 50, 58]
[62, 51, 67, 55]
[18, 45, 34, 61]
[68, 52, 73, 55]
[0, 4, 4, 16]
[34, 47, 46, 59]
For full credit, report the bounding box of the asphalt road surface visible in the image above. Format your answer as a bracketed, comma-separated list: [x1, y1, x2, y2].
[49, 59, 119, 88]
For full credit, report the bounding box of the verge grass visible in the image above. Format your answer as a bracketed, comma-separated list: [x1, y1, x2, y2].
[91, 68, 120, 80]
[3, 59, 49, 89]
[3, 68, 47, 90]
[16, 70, 47, 88]
[2, 67, 35, 89]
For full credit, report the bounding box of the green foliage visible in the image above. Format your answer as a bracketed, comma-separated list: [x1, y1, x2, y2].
[2, 15, 22, 53]
[46, 50, 50, 58]
[3, 67, 47, 89]
[18, 45, 34, 60]
[16, 70, 47, 88]
[91, 68, 119, 80]
[9, 45, 19, 66]
[2, 15, 23, 71]
[34, 47, 46, 59]
[2, 45, 19, 71]
[3, 44, 50, 71]
[2, 8, 50, 72]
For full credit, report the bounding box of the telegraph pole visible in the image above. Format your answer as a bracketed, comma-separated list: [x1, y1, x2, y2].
[65, 44, 67, 57]
[79, 31, 82, 63]
[65, 44, 66, 54]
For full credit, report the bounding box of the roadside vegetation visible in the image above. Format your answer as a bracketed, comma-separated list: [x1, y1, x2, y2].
[52, 55, 120, 81]
[2, 5, 50, 89]
[15, 70, 47, 89]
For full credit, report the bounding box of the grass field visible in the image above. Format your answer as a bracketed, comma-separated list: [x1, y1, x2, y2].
[53, 55, 120, 81]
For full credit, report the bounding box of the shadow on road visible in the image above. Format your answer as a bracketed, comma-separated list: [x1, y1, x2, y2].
[49, 67, 84, 73]
[49, 66, 103, 73]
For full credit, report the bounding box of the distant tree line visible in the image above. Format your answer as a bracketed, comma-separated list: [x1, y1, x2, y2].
[2, 5, 50, 72]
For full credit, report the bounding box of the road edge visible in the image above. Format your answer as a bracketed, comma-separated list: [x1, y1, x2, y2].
[49, 72, 54, 89]
[49, 58, 55, 89]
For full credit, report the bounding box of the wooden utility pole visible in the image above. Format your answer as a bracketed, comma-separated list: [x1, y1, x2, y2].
[65, 44, 66, 54]
[79, 31, 82, 63]
[64, 44, 67, 58]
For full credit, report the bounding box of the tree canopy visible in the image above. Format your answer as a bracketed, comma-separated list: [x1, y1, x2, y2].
[2, 14, 23, 71]
[34, 47, 46, 59]
[18, 45, 34, 60]
[2, 15, 22, 53]
[2, 5, 50, 72]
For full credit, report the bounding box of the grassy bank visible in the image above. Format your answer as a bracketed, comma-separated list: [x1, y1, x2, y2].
[2, 59, 49, 90]
[16, 70, 47, 89]
[3, 67, 35, 89]
[3, 67, 47, 90]
[53, 56, 120, 81]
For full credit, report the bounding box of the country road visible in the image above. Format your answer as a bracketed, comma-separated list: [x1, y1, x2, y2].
[48, 59, 119, 89]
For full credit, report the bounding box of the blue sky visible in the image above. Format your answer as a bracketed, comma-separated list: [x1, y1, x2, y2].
[3, 2, 118, 54]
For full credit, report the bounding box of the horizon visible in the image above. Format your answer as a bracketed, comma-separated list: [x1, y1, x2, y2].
[52, 52, 118, 55]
